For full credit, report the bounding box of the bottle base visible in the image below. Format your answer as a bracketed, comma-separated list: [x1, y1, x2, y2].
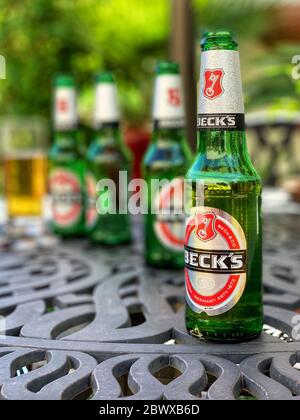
[56, 233, 86, 240]
[187, 329, 262, 344]
[51, 224, 86, 239]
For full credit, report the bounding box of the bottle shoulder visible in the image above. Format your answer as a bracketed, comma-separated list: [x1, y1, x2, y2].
[86, 140, 129, 164]
[144, 141, 191, 169]
[187, 152, 261, 182]
[49, 143, 84, 162]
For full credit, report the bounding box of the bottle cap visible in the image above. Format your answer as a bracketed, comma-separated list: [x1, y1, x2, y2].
[95, 72, 115, 84]
[156, 61, 180, 76]
[201, 31, 238, 51]
[54, 75, 75, 87]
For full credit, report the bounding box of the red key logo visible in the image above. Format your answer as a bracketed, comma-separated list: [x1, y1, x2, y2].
[195, 212, 216, 242]
[203, 69, 224, 100]
[168, 88, 181, 107]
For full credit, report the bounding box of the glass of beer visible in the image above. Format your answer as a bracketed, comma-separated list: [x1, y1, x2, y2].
[1, 117, 48, 237]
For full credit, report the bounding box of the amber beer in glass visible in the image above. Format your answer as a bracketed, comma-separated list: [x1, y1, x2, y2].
[3, 119, 47, 235]
[185, 32, 263, 342]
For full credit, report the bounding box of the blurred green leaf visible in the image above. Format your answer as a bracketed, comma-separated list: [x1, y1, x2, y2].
[0, 0, 169, 124]
[193, 0, 277, 38]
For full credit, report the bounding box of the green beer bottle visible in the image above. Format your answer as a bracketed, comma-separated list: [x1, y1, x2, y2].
[144, 62, 191, 268]
[185, 32, 263, 342]
[86, 72, 132, 245]
[49, 75, 86, 237]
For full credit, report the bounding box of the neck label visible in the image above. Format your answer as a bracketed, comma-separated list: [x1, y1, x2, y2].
[94, 84, 120, 126]
[198, 51, 245, 131]
[54, 87, 77, 130]
[197, 113, 245, 131]
[153, 75, 185, 128]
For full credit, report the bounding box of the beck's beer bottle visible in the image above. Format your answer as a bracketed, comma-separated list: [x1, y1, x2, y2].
[144, 61, 191, 268]
[49, 75, 86, 237]
[185, 32, 263, 342]
[86, 72, 132, 245]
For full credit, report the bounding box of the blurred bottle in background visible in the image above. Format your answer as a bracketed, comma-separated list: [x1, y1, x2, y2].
[1, 117, 48, 237]
[143, 61, 192, 268]
[86, 72, 132, 245]
[49, 75, 86, 237]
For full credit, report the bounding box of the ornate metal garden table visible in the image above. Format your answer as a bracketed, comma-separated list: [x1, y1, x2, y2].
[0, 214, 299, 400]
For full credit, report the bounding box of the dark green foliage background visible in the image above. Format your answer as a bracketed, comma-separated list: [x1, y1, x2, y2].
[0, 0, 299, 123]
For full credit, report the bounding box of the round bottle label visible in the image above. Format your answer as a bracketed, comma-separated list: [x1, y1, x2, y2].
[86, 173, 98, 229]
[185, 207, 247, 316]
[50, 169, 83, 227]
[154, 178, 185, 252]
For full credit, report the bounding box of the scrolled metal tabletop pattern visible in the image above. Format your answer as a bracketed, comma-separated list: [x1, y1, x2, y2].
[0, 348, 299, 400]
[0, 214, 299, 400]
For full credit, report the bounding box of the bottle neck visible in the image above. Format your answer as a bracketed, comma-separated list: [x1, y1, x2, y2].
[196, 129, 259, 179]
[197, 130, 246, 155]
[54, 129, 78, 145]
[152, 126, 185, 144]
[94, 123, 121, 145]
[95, 122, 119, 134]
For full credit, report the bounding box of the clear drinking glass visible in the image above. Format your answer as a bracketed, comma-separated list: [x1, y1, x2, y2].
[0, 117, 48, 237]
